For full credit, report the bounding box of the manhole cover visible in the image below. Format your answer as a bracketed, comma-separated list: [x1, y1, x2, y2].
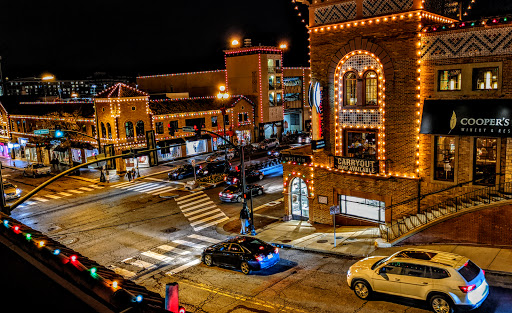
[317, 239, 328, 243]
[281, 239, 292, 243]
[162, 227, 178, 233]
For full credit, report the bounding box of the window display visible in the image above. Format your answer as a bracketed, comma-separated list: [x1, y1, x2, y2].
[474, 137, 497, 186]
[290, 177, 309, 220]
[345, 131, 377, 160]
[434, 136, 456, 182]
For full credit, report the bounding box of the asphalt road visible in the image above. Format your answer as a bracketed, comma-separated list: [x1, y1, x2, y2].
[3, 165, 512, 312]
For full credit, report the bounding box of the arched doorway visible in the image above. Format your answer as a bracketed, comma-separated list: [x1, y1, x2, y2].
[290, 177, 309, 220]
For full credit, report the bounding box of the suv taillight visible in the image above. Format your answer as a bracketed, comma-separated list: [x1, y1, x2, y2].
[255, 255, 264, 262]
[459, 284, 476, 293]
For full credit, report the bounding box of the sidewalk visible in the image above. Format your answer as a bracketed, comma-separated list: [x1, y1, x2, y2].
[219, 201, 512, 289]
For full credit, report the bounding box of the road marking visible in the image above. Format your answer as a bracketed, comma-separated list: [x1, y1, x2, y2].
[78, 187, 94, 191]
[188, 209, 224, 221]
[190, 212, 226, 227]
[32, 197, 49, 202]
[111, 266, 136, 278]
[182, 205, 217, 216]
[147, 186, 177, 194]
[157, 245, 191, 255]
[176, 192, 204, 201]
[45, 194, 62, 199]
[88, 185, 104, 189]
[166, 259, 201, 275]
[145, 177, 168, 182]
[114, 181, 140, 188]
[69, 190, 83, 194]
[176, 194, 207, 204]
[188, 234, 222, 244]
[126, 183, 161, 192]
[193, 216, 229, 231]
[141, 251, 175, 263]
[59, 192, 73, 197]
[181, 201, 215, 213]
[125, 258, 155, 270]
[173, 239, 207, 249]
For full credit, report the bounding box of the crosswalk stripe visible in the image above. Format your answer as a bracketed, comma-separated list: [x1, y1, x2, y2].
[157, 245, 191, 255]
[115, 181, 139, 188]
[194, 216, 229, 231]
[176, 192, 204, 201]
[69, 190, 83, 194]
[111, 266, 136, 278]
[89, 185, 104, 189]
[188, 209, 224, 221]
[126, 183, 161, 192]
[173, 240, 207, 249]
[79, 187, 94, 191]
[182, 205, 218, 216]
[166, 259, 201, 275]
[190, 212, 226, 226]
[118, 182, 144, 189]
[141, 251, 174, 262]
[146, 186, 177, 194]
[32, 197, 49, 202]
[45, 194, 61, 199]
[176, 194, 208, 205]
[126, 258, 155, 269]
[188, 234, 222, 244]
[181, 201, 215, 213]
[59, 192, 72, 197]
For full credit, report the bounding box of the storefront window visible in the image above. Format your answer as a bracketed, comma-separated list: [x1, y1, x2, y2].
[186, 139, 207, 156]
[339, 195, 384, 222]
[473, 67, 498, 90]
[439, 69, 462, 91]
[474, 137, 497, 186]
[157, 145, 182, 161]
[290, 177, 309, 220]
[434, 136, 456, 182]
[136, 121, 145, 137]
[236, 130, 251, 146]
[345, 131, 377, 160]
[211, 116, 218, 128]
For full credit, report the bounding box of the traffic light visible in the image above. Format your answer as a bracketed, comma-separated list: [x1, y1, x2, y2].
[168, 123, 175, 136]
[55, 129, 64, 138]
[194, 124, 202, 139]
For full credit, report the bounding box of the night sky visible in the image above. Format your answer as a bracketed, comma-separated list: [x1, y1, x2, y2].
[0, 0, 509, 80]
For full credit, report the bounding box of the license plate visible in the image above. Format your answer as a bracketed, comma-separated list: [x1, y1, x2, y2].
[268, 254, 273, 259]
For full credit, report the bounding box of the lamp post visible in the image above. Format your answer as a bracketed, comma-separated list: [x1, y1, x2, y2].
[217, 86, 229, 162]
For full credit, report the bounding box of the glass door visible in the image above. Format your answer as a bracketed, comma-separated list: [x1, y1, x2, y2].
[474, 137, 497, 186]
[290, 177, 309, 220]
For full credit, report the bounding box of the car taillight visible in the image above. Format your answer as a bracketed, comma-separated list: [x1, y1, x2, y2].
[219, 192, 222, 196]
[459, 284, 476, 293]
[274, 247, 279, 254]
[224, 176, 227, 181]
[227, 194, 233, 198]
[234, 178, 238, 182]
[255, 255, 264, 262]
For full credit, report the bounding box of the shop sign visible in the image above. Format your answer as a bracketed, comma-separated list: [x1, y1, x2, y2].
[34, 129, 49, 135]
[421, 99, 512, 137]
[282, 154, 312, 164]
[334, 156, 380, 174]
[311, 139, 325, 150]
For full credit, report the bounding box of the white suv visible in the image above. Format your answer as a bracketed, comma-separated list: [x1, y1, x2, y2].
[347, 248, 489, 313]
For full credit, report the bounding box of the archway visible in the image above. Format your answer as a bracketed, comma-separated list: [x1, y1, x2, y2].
[290, 177, 309, 220]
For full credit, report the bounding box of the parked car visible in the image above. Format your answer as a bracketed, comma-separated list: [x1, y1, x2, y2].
[201, 236, 279, 275]
[219, 184, 264, 202]
[206, 151, 234, 163]
[267, 149, 281, 158]
[23, 163, 51, 177]
[168, 164, 201, 180]
[347, 248, 489, 313]
[3, 181, 21, 201]
[197, 160, 231, 177]
[224, 170, 264, 185]
[253, 138, 279, 150]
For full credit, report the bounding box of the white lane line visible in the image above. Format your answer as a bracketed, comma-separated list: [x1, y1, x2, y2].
[176, 192, 205, 201]
[146, 186, 177, 194]
[126, 183, 161, 192]
[111, 266, 136, 278]
[32, 197, 49, 202]
[69, 190, 83, 194]
[188, 234, 222, 244]
[181, 201, 216, 213]
[182, 205, 218, 216]
[125, 258, 155, 269]
[173, 240, 207, 249]
[141, 251, 175, 263]
[157, 245, 191, 255]
[194, 216, 229, 231]
[166, 259, 201, 275]
[190, 212, 226, 226]
[45, 194, 62, 199]
[176, 194, 208, 205]
[59, 192, 73, 197]
[79, 187, 94, 191]
[188, 209, 224, 221]
[89, 185, 104, 189]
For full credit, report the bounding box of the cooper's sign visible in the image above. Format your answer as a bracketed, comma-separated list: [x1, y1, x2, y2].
[282, 154, 312, 164]
[334, 156, 379, 174]
[421, 99, 512, 137]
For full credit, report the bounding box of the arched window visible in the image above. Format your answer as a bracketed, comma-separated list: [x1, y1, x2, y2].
[344, 72, 357, 106]
[364, 71, 378, 106]
[136, 121, 145, 137]
[125, 121, 134, 138]
[100, 122, 106, 139]
[106, 123, 112, 139]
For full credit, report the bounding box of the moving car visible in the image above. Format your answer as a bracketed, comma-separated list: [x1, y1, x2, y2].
[168, 164, 201, 180]
[219, 184, 264, 202]
[224, 170, 263, 185]
[23, 163, 51, 177]
[259, 138, 279, 149]
[201, 236, 279, 275]
[206, 150, 234, 162]
[197, 160, 231, 177]
[3, 181, 21, 201]
[347, 248, 489, 313]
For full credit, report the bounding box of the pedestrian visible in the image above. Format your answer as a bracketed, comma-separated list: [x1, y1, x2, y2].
[132, 167, 137, 179]
[99, 169, 106, 183]
[127, 169, 132, 182]
[239, 207, 249, 235]
[105, 170, 110, 183]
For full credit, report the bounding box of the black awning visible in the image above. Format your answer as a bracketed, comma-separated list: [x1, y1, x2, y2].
[53, 146, 68, 152]
[421, 99, 512, 137]
[158, 138, 185, 146]
[184, 134, 211, 141]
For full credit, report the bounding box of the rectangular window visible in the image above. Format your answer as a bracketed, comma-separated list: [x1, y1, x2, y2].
[338, 194, 385, 222]
[211, 116, 218, 128]
[345, 131, 377, 160]
[185, 118, 205, 128]
[238, 113, 248, 122]
[155, 122, 164, 134]
[290, 114, 300, 126]
[474, 137, 497, 186]
[434, 136, 456, 182]
[168, 120, 178, 134]
[438, 69, 462, 91]
[473, 67, 498, 90]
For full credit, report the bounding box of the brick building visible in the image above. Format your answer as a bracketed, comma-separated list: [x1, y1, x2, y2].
[284, 0, 512, 231]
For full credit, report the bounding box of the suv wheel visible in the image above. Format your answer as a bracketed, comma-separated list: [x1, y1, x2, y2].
[236, 196, 242, 203]
[430, 294, 453, 313]
[352, 280, 372, 300]
[204, 255, 213, 267]
[241, 262, 251, 275]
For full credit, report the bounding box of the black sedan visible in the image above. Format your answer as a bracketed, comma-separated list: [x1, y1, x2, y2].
[197, 160, 231, 177]
[224, 170, 264, 185]
[201, 236, 279, 275]
[219, 184, 264, 202]
[168, 164, 201, 180]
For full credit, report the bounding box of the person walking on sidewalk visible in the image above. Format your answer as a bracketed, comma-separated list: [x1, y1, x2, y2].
[105, 170, 110, 183]
[127, 170, 132, 182]
[239, 207, 249, 235]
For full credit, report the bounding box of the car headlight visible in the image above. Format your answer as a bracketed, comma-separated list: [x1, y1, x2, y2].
[16, 188, 21, 195]
[347, 268, 351, 277]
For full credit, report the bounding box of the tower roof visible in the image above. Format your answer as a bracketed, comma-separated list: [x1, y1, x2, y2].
[95, 82, 148, 98]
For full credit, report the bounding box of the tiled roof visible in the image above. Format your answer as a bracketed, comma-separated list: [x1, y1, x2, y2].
[95, 82, 148, 98]
[149, 95, 256, 115]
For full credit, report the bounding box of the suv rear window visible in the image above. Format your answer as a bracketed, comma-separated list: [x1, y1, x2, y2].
[458, 260, 481, 282]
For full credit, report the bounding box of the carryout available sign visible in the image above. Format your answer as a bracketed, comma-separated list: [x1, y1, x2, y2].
[334, 156, 380, 174]
[421, 99, 512, 137]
